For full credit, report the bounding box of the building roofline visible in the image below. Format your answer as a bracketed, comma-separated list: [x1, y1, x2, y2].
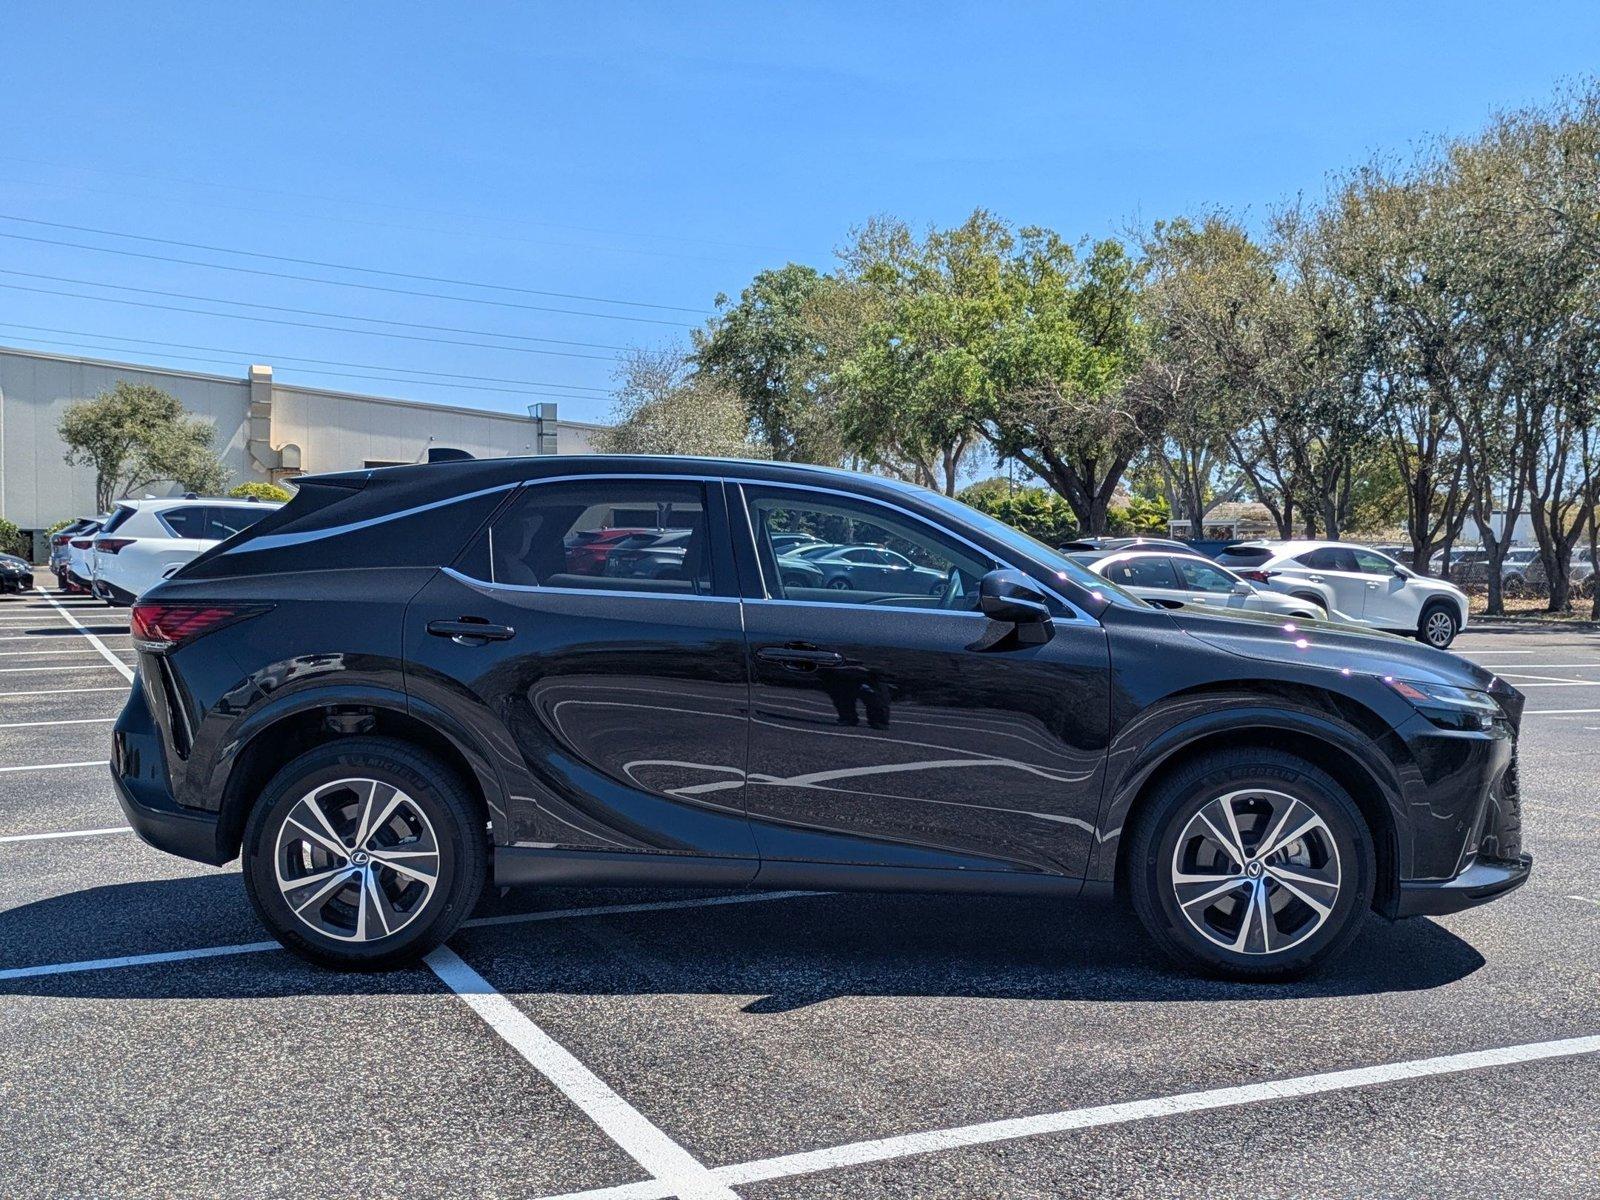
[0, 343, 601, 429]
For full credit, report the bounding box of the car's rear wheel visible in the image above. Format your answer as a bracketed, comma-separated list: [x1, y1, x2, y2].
[1290, 592, 1327, 614]
[1418, 601, 1459, 649]
[1127, 748, 1374, 980]
[242, 736, 486, 970]
[826, 577, 852, 590]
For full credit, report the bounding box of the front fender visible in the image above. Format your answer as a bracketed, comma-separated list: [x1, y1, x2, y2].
[1085, 694, 1410, 886]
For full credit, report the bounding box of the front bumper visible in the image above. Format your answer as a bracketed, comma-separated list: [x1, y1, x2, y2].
[1394, 853, 1533, 917]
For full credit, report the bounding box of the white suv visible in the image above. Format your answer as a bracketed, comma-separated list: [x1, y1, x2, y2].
[1214, 540, 1470, 648]
[90, 496, 282, 606]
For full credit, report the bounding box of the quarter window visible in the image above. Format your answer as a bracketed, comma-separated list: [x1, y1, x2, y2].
[474, 480, 716, 595]
[1103, 556, 1181, 589]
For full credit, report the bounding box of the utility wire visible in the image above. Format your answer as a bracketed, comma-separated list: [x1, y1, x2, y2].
[0, 229, 700, 325]
[0, 213, 708, 316]
[0, 333, 605, 403]
[0, 321, 611, 393]
[0, 279, 619, 362]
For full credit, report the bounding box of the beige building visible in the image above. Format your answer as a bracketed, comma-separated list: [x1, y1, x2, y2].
[0, 344, 606, 537]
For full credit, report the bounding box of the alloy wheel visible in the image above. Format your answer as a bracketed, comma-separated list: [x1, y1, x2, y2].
[1424, 610, 1455, 647]
[1169, 788, 1342, 956]
[273, 777, 441, 942]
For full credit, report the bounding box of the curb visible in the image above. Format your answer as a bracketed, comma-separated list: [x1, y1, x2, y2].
[1470, 615, 1600, 631]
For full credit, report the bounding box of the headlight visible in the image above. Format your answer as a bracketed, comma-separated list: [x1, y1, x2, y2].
[1383, 677, 1500, 730]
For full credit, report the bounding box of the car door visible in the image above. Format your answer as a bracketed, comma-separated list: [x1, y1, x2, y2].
[1351, 547, 1413, 628]
[732, 481, 1111, 880]
[1294, 547, 1367, 619]
[403, 475, 759, 878]
[1173, 555, 1250, 610]
[1099, 554, 1189, 609]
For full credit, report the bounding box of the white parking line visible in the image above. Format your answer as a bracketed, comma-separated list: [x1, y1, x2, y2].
[33, 588, 134, 682]
[1525, 708, 1600, 716]
[0, 686, 127, 699]
[0, 717, 116, 730]
[0, 647, 134, 658]
[1496, 672, 1600, 685]
[0, 663, 129, 674]
[0, 759, 109, 774]
[428, 946, 739, 1200]
[540, 1035, 1600, 1200]
[0, 826, 131, 844]
[0, 890, 821, 982]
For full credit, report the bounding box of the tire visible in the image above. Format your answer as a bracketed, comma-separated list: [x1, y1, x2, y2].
[826, 577, 852, 590]
[242, 736, 487, 970]
[1126, 747, 1375, 981]
[1290, 592, 1327, 614]
[1417, 601, 1459, 649]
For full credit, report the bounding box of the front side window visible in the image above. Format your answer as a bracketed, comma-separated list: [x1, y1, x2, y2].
[206, 506, 273, 540]
[474, 479, 714, 595]
[1175, 558, 1239, 593]
[1353, 549, 1398, 575]
[744, 487, 994, 610]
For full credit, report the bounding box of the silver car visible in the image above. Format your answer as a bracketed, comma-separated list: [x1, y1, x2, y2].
[1075, 549, 1323, 620]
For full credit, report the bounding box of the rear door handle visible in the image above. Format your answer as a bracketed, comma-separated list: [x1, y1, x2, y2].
[757, 646, 845, 669]
[427, 618, 515, 643]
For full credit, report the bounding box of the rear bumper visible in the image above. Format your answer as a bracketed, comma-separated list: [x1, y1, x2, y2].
[1394, 853, 1533, 917]
[93, 577, 137, 605]
[110, 676, 230, 866]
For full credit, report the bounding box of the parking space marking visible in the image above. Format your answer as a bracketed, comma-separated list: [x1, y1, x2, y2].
[0, 759, 109, 774]
[0, 663, 130, 674]
[1523, 708, 1600, 716]
[1496, 672, 1600, 685]
[0, 825, 131, 844]
[34, 587, 134, 682]
[0, 647, 134, 658]
[540, 1035, 1600, 1200]
[428, 945, 739, 1200]
[0, 686, 127, 698]
[0, 717, 116, 729]
[0, 890, 820, 982]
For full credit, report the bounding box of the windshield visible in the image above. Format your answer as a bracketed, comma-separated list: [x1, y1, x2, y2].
[908, 487, 1152, 610]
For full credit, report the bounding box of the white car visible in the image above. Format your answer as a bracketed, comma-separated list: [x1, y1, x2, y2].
[1214, 540, 1469, 648]
[62, 517, 108, 593]
[89, 496, 282, 606]
[1075, 549, 1325, 621]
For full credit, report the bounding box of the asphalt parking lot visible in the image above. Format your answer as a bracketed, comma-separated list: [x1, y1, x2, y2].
[1, 589, 1596, 1199]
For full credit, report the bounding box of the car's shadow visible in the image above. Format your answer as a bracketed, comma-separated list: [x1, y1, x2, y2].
[0, 873, 1487, 1007]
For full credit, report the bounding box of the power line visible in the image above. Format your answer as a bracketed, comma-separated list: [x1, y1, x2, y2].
[0, 213, 709, 317]
[0, 278, 621, 362]
[0, 333, 606, 404]
[0, 322, 612, 393]
[0, 267, 640, 348]
[0, 229, 708, 324]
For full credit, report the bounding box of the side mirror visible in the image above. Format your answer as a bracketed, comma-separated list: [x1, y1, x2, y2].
[979, 569, 1054, 628]
[1394, 565, 1413, 579]
[1231, 581, 1253, 595]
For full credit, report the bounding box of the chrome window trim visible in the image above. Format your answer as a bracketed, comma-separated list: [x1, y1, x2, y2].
[438, 469, 1095, 622]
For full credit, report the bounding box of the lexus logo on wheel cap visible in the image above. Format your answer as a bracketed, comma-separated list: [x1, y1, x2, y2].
[1246, 860, 1264, 878]
[350, 849, 371, 866]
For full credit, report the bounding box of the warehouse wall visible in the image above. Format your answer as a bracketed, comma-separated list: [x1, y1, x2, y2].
[0, 345, 602, 534]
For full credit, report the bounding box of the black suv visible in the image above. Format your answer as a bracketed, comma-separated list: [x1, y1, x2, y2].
[113, 457, 1531, 978]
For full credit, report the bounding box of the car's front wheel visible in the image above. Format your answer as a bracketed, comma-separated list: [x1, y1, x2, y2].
[1127, 748, 1374, 980]
[242, 736, 486, 970]
[1418, 601, 1459, 649]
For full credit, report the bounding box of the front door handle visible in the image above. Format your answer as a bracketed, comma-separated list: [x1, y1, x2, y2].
[757, 646, 845, 669]
[427, 618, 516, 643]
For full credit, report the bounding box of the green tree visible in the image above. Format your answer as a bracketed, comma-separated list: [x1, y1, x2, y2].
[228, 481, 294, 502]
[59, 382, 228, 512]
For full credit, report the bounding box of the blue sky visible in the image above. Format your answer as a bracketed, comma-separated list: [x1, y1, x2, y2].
[3, 2, 1597, 425]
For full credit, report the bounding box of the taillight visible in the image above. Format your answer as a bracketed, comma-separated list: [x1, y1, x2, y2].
[71, 538, 93, 549]
[96, 538, 136, 555]
[131, 603, 268, 652]
[1240, 569, 1274, 583]
[52, 534, 71, 547]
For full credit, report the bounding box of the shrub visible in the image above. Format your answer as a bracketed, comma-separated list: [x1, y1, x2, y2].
[228, 482, 294, 503]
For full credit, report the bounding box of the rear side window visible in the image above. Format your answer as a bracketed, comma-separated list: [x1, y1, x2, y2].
[100, 506, 135, 535]
[1295, 547, 1356, 571]
[159, 506, 211, 538]
[205, 506, 273, 539]
[471, 479, 717, 596]
[1103, 556, 1180, 589]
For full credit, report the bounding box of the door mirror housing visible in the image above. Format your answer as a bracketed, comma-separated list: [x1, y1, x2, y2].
[1231, 581, 1253, 595]
[979, 569, 1054, 628]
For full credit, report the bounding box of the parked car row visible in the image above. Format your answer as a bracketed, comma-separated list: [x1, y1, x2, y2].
[45, 496, 282, 606]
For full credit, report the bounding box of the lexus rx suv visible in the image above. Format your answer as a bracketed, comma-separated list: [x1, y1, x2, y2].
[1214, 540, 1470, 648]
[113, 457, 1530, 979]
